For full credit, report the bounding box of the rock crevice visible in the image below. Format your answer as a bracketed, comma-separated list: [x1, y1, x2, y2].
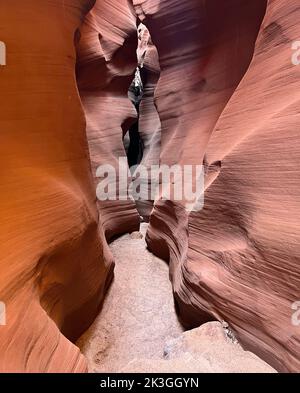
[0, 0, 299, 373]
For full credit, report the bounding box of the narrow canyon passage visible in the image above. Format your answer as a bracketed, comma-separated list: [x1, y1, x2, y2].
[1, 0, 300, 374]
[77, 224, 184, 372]
[77, 224, 275, 373]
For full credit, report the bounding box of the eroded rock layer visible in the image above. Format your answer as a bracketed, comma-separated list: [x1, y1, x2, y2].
[134, 0, 300, 371]
[0, 0, 113, 372]
[1, 0, 299, 374]
[76, 0, 140, 240]
[135, 25, 161, 220]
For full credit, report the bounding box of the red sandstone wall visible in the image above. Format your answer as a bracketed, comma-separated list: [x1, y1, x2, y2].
[76, 0, 140, 240]
[135, 27, 161, 220]
[0, 0, 299, 373]
[0, 0, 113, 372]
[134, 0, 300, 371]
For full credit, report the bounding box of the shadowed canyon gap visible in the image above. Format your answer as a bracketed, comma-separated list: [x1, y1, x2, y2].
[0, 0, 299, 372]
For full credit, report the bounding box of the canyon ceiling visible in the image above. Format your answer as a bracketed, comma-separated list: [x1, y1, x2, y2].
[0, 0, 299, 373]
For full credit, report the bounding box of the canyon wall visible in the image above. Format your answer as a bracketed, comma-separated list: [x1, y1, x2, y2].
[0, 0, 113, 372]
[76, 0, 140, 240]
[135, 26, 161, 220]
[134, 0, 300, 371]
[0, 0, 299, 374]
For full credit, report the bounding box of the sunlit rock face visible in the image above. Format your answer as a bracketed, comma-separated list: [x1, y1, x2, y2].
[0, 0, 113, 372]
[133, 0, 300, 372]
[76, 0, 140, 240]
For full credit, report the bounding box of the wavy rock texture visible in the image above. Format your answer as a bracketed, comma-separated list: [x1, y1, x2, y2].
[134, 0, 300, 371]
[135, 26, 161, 220]
[1, 0, 299, 374]
[0, 0, 113, 372]
[76, 0, 140, 240]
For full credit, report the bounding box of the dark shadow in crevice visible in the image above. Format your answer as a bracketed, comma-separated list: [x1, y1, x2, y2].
[125, 66, 146, 169]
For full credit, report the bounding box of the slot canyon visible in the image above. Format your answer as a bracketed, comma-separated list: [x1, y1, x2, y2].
[0, 0, 299, 374]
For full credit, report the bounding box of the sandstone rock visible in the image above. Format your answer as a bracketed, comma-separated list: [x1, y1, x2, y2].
[134, 0, 300, 372]
[76, 0, 140, 241]
[0, 0, 113, 372]
[122, 322, 276, 373]
[1, 0, 299, 374]
[134, 27, 161, 221]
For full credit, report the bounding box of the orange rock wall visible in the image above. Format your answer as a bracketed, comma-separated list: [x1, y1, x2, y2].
[135, 29, 161, 220]
[134, 0, 300, 371]
[0, 0, 113, 372]
[1, 0, 299, 374]
[76, 0, 140, 240]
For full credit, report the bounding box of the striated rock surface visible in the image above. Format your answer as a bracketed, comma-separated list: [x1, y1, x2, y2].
[1, 0, 299, 374]
[135, 0, 300, 372]
[135, 25, 161, 220]
[0, 0, 113, 372]
[76, 0, 140, 240]
[134, 0, 267, 168]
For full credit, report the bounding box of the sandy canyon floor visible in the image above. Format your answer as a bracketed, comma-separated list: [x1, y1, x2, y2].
[77, 224, 276, 373]
[77, 223, 184, 372]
